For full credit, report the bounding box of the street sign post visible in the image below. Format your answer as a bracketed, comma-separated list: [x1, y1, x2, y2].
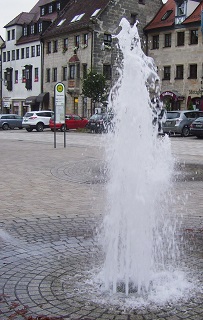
[54, 82, 66, 148]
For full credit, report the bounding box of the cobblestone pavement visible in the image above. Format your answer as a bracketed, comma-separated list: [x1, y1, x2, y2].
[0, 130, 202, 320]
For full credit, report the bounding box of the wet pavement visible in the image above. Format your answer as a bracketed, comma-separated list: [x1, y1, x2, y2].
[0, 130, 202, 320]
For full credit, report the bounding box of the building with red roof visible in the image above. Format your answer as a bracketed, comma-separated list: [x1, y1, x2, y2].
[144, 0, 203, 111]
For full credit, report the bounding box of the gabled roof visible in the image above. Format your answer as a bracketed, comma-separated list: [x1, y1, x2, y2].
[42, 0, 110, 38]
[144, 0, 175, 31]
[4, 0, 54, 28]
[4, 12, 36, 28]
[182, 1, 203, 24]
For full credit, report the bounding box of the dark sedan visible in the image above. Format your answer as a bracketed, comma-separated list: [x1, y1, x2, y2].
[190, 117, 203, 138]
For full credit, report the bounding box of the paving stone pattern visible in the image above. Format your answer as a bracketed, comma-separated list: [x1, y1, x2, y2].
[0, 132, 202, 320]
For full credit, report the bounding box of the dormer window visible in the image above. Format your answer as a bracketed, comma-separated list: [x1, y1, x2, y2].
[38, 22, 42, 33]
[177, 1, 185, 16]
[30, 25, 35, 34]
[41, 7, 45, 16]
[23, 26, 27, 36]
[57, 2, 60, 11]
[48, 5, 53, 13]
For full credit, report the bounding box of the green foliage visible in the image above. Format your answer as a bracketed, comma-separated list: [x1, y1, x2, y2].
[82, 71, 107, 103]
[187, 100, 194, 110]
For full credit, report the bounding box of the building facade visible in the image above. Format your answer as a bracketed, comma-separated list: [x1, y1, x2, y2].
[1, 0, 67, 115]
[145, 0, 203, 111]
[41, 0, 163, 117]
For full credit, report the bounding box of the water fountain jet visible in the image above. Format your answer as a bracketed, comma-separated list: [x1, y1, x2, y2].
[97, 18, 191, 303]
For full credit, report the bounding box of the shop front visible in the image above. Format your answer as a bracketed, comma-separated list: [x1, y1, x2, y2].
[160, 90, 185, 110]
[187, 89, 203, 111]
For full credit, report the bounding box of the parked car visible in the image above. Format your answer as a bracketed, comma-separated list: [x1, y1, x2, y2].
[86, 113, 114, 133]
[49, 114, 88, 131]
[0, 114, 23, 130]
[22, 110, 54, 132]
[190, 117, 203, 138]
[162, 110, 203, 137]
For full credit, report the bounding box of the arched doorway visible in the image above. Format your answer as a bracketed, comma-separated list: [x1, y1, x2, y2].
[160, 91, 185, 111]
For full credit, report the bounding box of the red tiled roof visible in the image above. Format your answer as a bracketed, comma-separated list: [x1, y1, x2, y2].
[42, 0, 110, 38]
[144, 0, 175, 31]
[69, 54, 80, 63]
[182, 1, 203, 24]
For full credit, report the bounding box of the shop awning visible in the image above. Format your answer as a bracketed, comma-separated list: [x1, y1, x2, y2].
[160, 90, 184, 101]
[36, 92, 49, 104]
[25, 96, 37, 105]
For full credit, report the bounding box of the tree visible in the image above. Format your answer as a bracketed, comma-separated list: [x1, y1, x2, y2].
[82, 71, 107, 112]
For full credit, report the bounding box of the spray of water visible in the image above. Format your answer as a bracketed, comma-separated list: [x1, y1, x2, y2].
[98, 18, 191, 300]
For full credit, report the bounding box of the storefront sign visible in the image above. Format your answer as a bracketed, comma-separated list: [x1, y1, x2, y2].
[189, 89, 203, 95]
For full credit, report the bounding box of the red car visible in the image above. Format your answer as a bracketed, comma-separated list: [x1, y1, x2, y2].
[49, 114, 88, 131]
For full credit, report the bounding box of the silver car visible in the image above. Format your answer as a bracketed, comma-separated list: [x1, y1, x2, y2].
[162, 110, 203, 137]
[0, 114, 23, 130]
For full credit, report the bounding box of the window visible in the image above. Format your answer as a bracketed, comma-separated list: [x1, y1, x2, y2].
[3, 52, 6, 62]
[16, 49, 19, 60]
[177, 1, 185, 16]
[48, 5, 52, 13]
[164, 34, 171, 47]
[15, 70, 18, 83]
[75, 35, 80, 48]
[46, 68, 50, 82]
[103, 64, 112, 80]
[12, 29, 15, 40]
[83, 33, 88, 45]
[36, 45, 40, 56]
[34, 68, 39, 82]
[69, 65, 75, 79]
[57, 19, 66, 26]
[104, 33, 112, 46]
[41, 7, 45, 15]
[190, 29, 198, 45]
[31, 46, 35, 57]
[22, 69, 26, 83]
[57, 2, 60, 10]
[152, 35, 159, 49]
[7, 51, 10, 61]
[12, 50, 15, 60]
[25, 65, 32, 90]
[177, 32, 184, 46]
[53, 68, 57, 82]
[163, 66, 171, 80]
[38, 22, 42, 33]
[130, 13, 137, 26]
[30, 25, 35, 34]
[47, 42, 51, 53]
[71, 13, 85, 22]
[21, 48, 25, 59]
[176, 65, 184, 79]
[189, 64, 197, 79]
[6, 68, 13, 91]
[26, 47, 29, 58]
[83, 64, 87, 79]
[64, 38, 68, 49]
[53, 40, 58, 52]
[7, 30, 10, 41]
[162, 10, 173, 21]
[23, 26, 27, 36]
[62, 66, 67, 81]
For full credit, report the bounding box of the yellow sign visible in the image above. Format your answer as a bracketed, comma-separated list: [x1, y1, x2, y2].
[57, 84, 64, 93]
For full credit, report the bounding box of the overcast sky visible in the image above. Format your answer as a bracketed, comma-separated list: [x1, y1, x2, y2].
[0, 0, 36, 39]
[0, 0, 168, 40]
